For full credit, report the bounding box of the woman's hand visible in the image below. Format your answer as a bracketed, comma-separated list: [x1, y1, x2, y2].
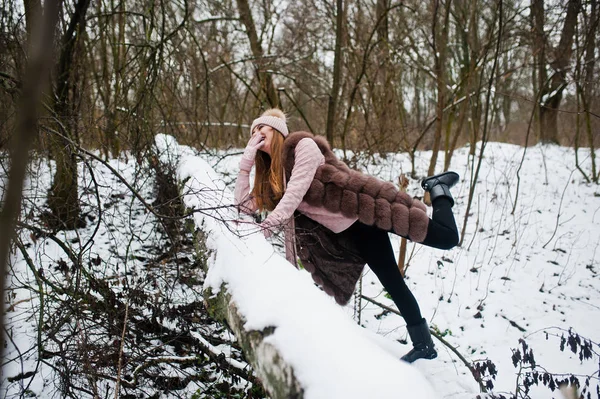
[242, 133, 265, 163]
[260, 221, 276, 239]
[234, 219, 275, 239]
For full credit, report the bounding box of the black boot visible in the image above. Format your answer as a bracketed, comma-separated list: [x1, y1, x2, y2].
[401, 318, 437, 363]
[421, 171, 459, 207]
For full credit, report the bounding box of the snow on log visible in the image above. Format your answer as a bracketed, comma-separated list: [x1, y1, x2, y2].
[157, 134, 439, 399]
[204, 285, 304, 398]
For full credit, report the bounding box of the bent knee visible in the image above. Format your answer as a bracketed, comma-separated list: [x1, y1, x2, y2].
[444, 231, 459, 249]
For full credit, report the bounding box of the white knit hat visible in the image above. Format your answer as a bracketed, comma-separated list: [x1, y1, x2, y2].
[250, 115, 289, 138]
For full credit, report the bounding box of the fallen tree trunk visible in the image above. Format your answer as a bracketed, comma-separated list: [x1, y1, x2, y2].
[203, 285, 304, 398]
[164, 133, 440, 399]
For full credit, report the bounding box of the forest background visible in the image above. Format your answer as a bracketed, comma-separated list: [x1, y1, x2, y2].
[1, 0, 599, 228]
[0, 0, 599, 397]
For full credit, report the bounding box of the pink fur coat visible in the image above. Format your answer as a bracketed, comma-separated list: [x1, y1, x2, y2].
[282, 131, 430, 243]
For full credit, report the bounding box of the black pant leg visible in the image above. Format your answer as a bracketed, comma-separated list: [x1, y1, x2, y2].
[421, 197, 459, 250]
[346, 222, 423, 326]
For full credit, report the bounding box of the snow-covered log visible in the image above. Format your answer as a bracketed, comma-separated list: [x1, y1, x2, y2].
[204, 285, 304, 398]
[157, 134, 439, 399]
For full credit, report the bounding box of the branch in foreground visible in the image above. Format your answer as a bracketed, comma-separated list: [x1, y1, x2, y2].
[0, 1, 61, 368]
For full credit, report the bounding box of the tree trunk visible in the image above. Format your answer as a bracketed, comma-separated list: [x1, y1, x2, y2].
[531, 0, 546, 140]
[538, 0, 580, 144]
[103, 0, 126, 157]
[447, 0, 478, 169]
[374, 0, 395, 153]
[47, 0, 91, 229]
[584, 0, 598, 102]
[92, 0, 119, 158]
[459, 0, 504, 247]
[500, 51, 511, 128]
[23, 0, 42, 41]
[236, 0, 279, 108]
[326, 0, 345, 146]
[468, 0, 481, 157]
[0, 0, 60, 363]
[426, 0, 452, 183]
[583, 0, 598, 182]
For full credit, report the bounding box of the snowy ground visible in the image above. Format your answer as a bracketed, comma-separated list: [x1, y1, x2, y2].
[3, 137, 599, 398]
[199, 138, 600, 399]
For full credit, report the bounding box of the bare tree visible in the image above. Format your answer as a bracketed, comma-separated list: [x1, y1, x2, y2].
[46, 0, 92, 229]
[581, 0, 598, 182]
[426, 0, 452, 185]
[0, 0, 60, 367]
[459, 0, 504, 246]
[371, 0, 402, 154]
[444, 0, 478, 170]
[326, 0, 345, 146]
[3, 0, 600, 395]
[91, 0, 127, 158]
[532, 0, 580, 144]
[236, 0, 280, 108]
[23, 0, 41, 41]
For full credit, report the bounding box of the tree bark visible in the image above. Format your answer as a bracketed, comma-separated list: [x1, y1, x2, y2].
[47, 0, 91, 230]
[236, 0, 280, 108]
[426, 0, 452, 184]
[204, 286, 304, 398]
[445, 1, 474, 171]
[460, 0, 504, 246]
[374, 0, 394, 153]
[583, 0, 598, 181]
[583, 0, 598, 102]
[531, 0, 546, 139]
[0, 0, 60, 367]
[110, 0, 126, 156]
[467, 0, 481, 157]
[326, 0, 345, 146]
[538, 0, 580, 144]
[93, 0, 126, 158]
[23, 0, 42, 42]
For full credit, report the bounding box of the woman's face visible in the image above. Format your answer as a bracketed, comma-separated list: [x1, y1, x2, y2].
[252, 124, 275, 155]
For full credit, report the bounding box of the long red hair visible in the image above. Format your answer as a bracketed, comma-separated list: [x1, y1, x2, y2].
[251, 110, 286, 211]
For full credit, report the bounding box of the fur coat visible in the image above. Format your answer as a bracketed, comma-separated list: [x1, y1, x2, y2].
[282, 131, 430, 304]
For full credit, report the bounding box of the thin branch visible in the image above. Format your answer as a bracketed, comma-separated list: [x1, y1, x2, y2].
[114, 302, 129, 398]
[542, 169, 575, 248]
[158, 121, 251, 129]
[193, 16, 240, 24]
[494, 89, 600, 120]
[359, 295, 487, 393]
[279, 88, 316, 133]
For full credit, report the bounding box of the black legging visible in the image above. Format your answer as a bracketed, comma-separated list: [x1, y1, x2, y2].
[344, 197, 458, 326]
[420, 197, 459, 250]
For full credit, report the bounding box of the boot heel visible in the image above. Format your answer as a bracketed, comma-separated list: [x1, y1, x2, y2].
[421, 171, 459, 191]
[401, 318, 438, 363]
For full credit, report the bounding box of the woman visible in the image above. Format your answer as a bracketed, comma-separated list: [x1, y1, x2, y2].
[234, 108, 460, 363]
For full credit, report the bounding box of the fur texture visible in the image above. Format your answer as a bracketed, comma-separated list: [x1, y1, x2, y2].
[294, 213, 366, 305]
[283, 131, 429, 242]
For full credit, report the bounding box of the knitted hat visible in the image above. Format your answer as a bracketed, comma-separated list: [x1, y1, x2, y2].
[250, 109, 289, 138]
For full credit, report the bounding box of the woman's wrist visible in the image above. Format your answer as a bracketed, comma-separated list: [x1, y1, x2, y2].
[239, 157, 255, 172]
